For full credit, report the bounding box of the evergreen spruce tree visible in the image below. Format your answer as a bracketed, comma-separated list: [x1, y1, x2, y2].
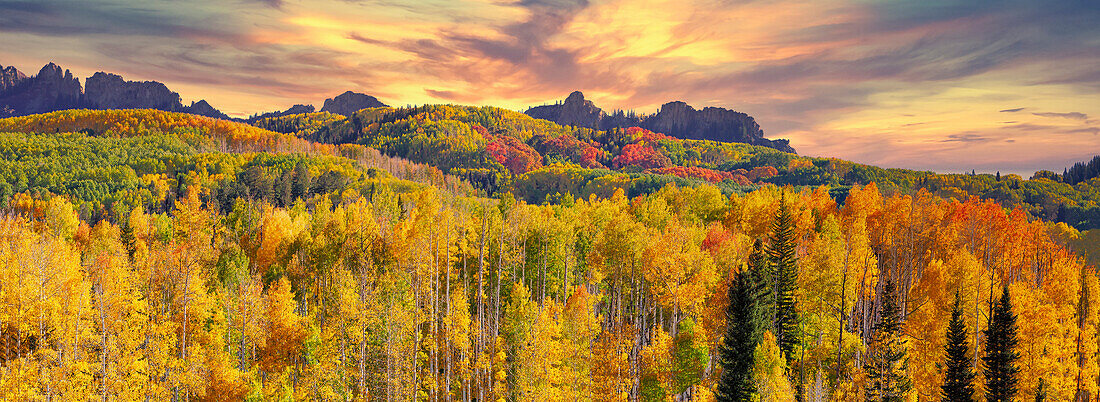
[716, 268, 764, 401]
[1034, 378, 1046, 402]
[748, 239, 773, 324]
[984, 284, 1020, 402]
[767, 192, 800, 365]
[941, 291, 975, 402]
[864, 280, 913, 402]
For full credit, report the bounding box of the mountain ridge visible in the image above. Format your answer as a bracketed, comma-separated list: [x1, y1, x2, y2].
[525, 91, 795, 153]
[0, 62, 231, 119]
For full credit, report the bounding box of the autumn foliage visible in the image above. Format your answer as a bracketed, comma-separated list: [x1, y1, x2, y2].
[0, 108, 1098, 400]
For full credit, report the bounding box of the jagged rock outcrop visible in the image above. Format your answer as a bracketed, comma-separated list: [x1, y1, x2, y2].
[320, 91, 387, 116]
[181, 100, 231, 120]
[83, 72, 183, 111]
[0, 62, 236, 120]
[0, 63, 82, 117]
[247, 104, 316, 123]
[1, 65, 27, 93]
[524, 91, 795, 153]
[526, 91, 603, 129]
[642, 101, 793, 152]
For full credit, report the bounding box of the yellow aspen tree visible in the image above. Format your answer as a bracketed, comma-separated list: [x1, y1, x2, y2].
[258, 277, 308, 388]
[755, 331, 796, 401]
[519, 299, 575, 400]
[591, 323, 635, 402]
[642, 218, 717, 320]
[83, 222, 150, 400]
[639, 327, 675, 401]
[562, 285, 599, 398]
[904, 251, 980, 400]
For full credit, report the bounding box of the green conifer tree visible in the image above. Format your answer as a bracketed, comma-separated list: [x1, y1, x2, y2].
[864, 280, 912, 402]
[748, 239, 773, 322]
[941, 291, 975, 402]
[767, 192, 800, 365]
[984, 284, 1019, 402]
[716, 264, 766, 401]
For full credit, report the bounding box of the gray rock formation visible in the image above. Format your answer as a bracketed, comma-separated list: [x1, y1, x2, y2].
[1, 65, 27, 93]
[524, 91, 795, 153]
[0, 62, 236, 120]
[320, 91, 387, 116]
[0, 63, 82, 117]
[526, 91, 603, 129]
[83, 72, 183, 111]
[181, 100, 231, 120]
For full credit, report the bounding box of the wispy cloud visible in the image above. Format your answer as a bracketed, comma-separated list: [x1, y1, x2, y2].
[943, 133, 991, 143]
[1033, 111, 1088, 120]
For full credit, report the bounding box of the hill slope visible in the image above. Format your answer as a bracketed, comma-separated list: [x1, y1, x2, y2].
[0, 106, 1095, 400]
[251, 105, 1100, 229]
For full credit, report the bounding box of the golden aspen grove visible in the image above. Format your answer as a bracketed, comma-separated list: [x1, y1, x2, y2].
[0, 108, 1096, 401]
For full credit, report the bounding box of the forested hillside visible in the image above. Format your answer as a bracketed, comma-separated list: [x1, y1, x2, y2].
[252, 106, 1100, 231]
[0, 108, 1098, 401]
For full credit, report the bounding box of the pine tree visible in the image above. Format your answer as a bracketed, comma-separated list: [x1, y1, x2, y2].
[1034, 378, 1046, 402]
[716, 263, 766, 401]
[749, 239, 773, 323]
[864, 280, 912, 402]
[767, 192, 800, 365]
[984, 284, 1019, 402]
[941, 291, 975, 402]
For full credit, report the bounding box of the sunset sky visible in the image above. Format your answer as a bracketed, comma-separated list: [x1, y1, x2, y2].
[1, 0, 1098, 175]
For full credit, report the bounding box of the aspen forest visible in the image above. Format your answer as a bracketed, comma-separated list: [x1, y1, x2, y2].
[0, 110, 1098, 401]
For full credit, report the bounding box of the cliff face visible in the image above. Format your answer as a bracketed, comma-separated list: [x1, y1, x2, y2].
[0, 63, 82, 117]
[0, 62, 235, 120]
[526, 91, 603, 129]
[320, 91, 387, 116]
[642, 101, 793, 152]
[83, 72, 183, 110]
[181, 100, 231, 120]
[1, 65, 27, 93]
[524, 91, 795, 153]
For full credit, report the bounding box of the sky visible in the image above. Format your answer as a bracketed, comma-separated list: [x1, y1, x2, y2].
[1, 0, 1098, 175]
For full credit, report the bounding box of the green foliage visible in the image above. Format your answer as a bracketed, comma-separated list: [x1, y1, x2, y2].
[941, 291, 975, 402]
[251, 112, 345, 136]
[864, 280, 912, 402]
[767, 192, 800, 365]
[984, 285, 1020, 402]
[716, 258, 768, 402]
[672, 319, 710, 395]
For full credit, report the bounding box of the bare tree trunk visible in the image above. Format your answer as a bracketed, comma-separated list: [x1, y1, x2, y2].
[477, 210, 487, 402]
[836, 243, 849, 392]
[97, 281, 109, 402]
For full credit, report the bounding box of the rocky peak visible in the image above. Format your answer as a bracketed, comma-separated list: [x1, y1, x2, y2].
[0, 61, 233, 120]
[38, 62, 63, 79]
[84, 71, 183, 111]
[181, 100, 231, 120]
[320, 91, 387, 116]
[1, 65, 27, 93]
[525, 90, 604, 129]
[565, 90, 586, 104]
